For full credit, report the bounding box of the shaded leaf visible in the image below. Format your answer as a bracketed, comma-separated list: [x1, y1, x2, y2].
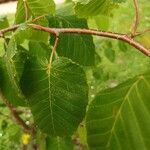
[0, 16, 9, 29]
[74, 0, 116, 17]
[0, 39, 5, 57]
[21, 56, 88, 136]
[118, 41, 128, 52]
[27, 0, 55, 17]
[15, 19, 49, 44]
[104, 48, 115, 62]
[56, 2, 74, 16]
[15, 0, 26, 24]
[0, 38, 27, 106]
[48, 15, 95, 66]
[74, 0, 126, 18]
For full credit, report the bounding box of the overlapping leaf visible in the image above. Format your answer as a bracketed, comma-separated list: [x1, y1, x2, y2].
[86, 73, 150, 149]
[15, 0, 26, 24]
[15, 0, 55, 23]
[27, 0, 55, 17]
[20, 43, 88, 136]
[15, 19, 49, 44]
[74, 0, 126, 17]
[48, 15, 95, 66]
[0, 37, 27, 106]
[0, 16, 9, 29]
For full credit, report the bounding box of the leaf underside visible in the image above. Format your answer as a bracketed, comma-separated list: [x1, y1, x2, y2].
[86, 73, 150, 150]
[74, 0, 126, 17]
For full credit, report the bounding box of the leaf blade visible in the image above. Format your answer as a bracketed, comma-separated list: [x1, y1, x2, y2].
[21, 55, 88, 136]
[48, 15, 95, 66]
[86, 74, 150, 149]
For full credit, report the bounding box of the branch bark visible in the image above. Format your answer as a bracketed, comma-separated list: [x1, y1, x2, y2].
[0, 23, 150, 57]
[0, 25, 19, 37]
[0, 90, 31, 133]
[29, 24, 150, 57]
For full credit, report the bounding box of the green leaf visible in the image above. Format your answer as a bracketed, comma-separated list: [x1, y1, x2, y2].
[27, 0, 55, 17]
[94, 15, 110, 30]
[86, 73, 150, 149]
[48, 15, 95, 66]
[104, 48, 115, 62]
[15, 19, 49, 44]
[0, 58, 3, 88]
[28, 41, 51, 59]
[92, 67, 104, 80]
[15, 0, 55, 23]
[0, 38, 27, 106]
[56, 2, 74, 16]
[74, 0, 126, 17]
[74, 0, 116, 17]
[118, 41, 128, 52]
[0, 39, 5, 57]
[46, 136, 74, 150]
[21, 56, 88, 136]
[28, 19, 49, 43]
[15, 0, 26, 24]
[0, 16, 9, 29]
[113, 0, 126, 3]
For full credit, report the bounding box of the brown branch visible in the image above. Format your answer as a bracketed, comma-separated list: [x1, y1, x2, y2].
[28, 24, 58, 36]
[131, 0, 140, 36]
[0, 91, 31, 133]
[0, 25, 19, 37]
[29, 24, 150, 57]
[1, 23, 150, 56]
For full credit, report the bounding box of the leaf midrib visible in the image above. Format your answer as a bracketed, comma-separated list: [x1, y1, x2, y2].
[106, 76, 144, 148]
[48, 66, 55, 135]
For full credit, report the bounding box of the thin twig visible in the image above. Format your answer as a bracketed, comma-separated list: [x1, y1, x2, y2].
[23, 0, 29, 21]
[0, 25, 19, 36]
[134, 28, 150, 37]
[131, 0, 140, 36]
[32, 15, 46, 23]
[0, 91, 31, 132]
